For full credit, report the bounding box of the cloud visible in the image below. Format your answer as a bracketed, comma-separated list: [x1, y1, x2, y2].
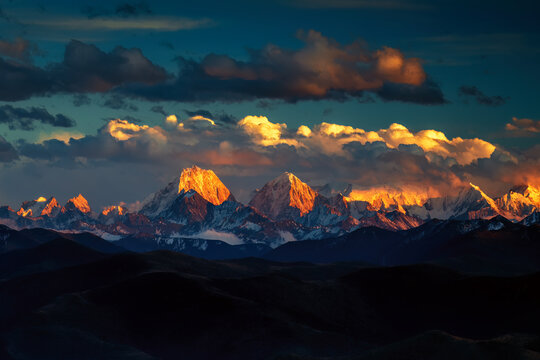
[184, 109, 237, 124]
[31, 16, 212, 31]
[150, 105, 167, 116]
[238, 116, 299, 147]
[7, 115, 528, 203]
[377, 79, 446, 104]
[51, 40, 168, 93]
[0, 57, 52, 101]
[0, 40, 168, 101]
[103, 94, 138, 111]
[0, 38, 42, 62]
[0, 136, 18, 162]
[82, 1, 152, 19]
[72, 94, 92, 107]
[289, 0, 429, 9]
[505, 116, 540, 134]
[244, 118, 495, 165]
[106, 119, 165, 142]
[37, 131, 85, 144]
[18, 118, 167, 163]
[458, 85, 508, 106]
[0, 105, 75, 130]
[121, 30, 445, 104]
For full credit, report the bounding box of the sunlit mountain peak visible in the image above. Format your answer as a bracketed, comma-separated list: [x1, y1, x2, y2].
[101, 205, 126, 216]
[249, 172, 318, 219]
[345, 187, 432, 211]
[178, 165, 233, 206]
[17, 196, 60, 217]
[65, 194, 91, 214]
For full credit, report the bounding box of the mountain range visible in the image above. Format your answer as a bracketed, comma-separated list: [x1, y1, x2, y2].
[1, 165, 539, 251]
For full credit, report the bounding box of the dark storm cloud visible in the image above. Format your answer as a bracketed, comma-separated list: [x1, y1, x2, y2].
[0, 39, 168, 101]
[0, 105, 75, 130]
[458, 85, 508, 106]
[0, 38, 42, 62]
[82, 1, 152, 19]
[376, 79, 447, 104]
[103, 94, 138, 111]
[0, 136, 18, 162]
[50, 40, 168, 93]
[120, 30, 445, 104]
[0, 58, 52, 101]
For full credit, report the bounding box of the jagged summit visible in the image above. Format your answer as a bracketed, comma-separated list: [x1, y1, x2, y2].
[17, 196, 60, 218]
[139, 165, 235, 220]
[178, 165, 233, 206]
[101, 205, 126, 216]
[64, 194, 91, 214]
[249, 172, 318, 220]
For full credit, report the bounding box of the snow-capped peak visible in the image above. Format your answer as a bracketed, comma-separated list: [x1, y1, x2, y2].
[64, 194, 91, 213]
[178, 165, 233, 205]
[17, 196, 60, 217]
[249, 172, 318, 219]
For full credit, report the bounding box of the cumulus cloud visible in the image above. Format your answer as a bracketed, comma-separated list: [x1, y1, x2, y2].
[121, 30, 445, 104]
[106, 119, 166, 142]
[505, 116, 540, 134]
[238, 116, 299, 147]
[244, 118, 494, 165]
[458, 85, 508, 106]
[6, 114, 533, 202]
[0, 105, 76, 130]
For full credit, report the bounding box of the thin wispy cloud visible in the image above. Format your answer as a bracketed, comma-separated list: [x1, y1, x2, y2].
[27, 16, 213, 31]
[289, 0, 430, 10]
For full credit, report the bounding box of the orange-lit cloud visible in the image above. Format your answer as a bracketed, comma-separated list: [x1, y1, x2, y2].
[238, 115, 299, 147]
[106, 119, 166, 142]
[240, 117, 495, 165]
[505, 117, 540, 134]
[37, 131, 85, 144]
[375, 47, 425, 85]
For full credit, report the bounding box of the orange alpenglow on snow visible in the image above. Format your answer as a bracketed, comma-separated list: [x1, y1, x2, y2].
[66, 194, 91, 213]
[249, 172, 318, 218]
[178, 165, 232, 205]
[345, 187, 434, 212]
[101, 205, 126, 216]
[285, 173, 318, 216]
[41, 197, 60, 216]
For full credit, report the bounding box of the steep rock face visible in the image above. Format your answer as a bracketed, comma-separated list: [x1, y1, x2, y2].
[495, 185, 539, 220]
[63, 194, 91, 214]
[249, 172, 318, 220]
[165, 190, 211, 224]
[178, 165, 234, 205]
[17, 197, 61, 218]
[359, 211, 424, 231]
[99, 205, 127, 225]
[140, 166, 234, 220]
[408, 184, 500, 220]
[520, 211, 540, 226]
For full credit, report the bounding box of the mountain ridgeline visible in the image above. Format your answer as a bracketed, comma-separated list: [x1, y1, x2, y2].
[1, 165, 539, 250]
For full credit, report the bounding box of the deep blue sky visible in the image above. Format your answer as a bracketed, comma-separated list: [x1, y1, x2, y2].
[0, 0, 539, 208]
